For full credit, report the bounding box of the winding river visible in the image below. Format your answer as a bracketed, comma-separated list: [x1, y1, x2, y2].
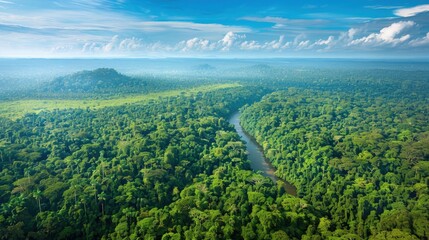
[229, 112, 297, 196]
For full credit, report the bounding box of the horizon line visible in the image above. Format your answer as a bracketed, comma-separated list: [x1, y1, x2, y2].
[1, 56, 429, 62]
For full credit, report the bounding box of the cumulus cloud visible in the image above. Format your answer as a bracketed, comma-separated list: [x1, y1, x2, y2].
[309, 36, 336, 50]
[409, 32, 429, 46]
[219, 31, 245, 51]
[176, 33, 252, 52]
[240, 36, 291, 51]
[39, 24, 429, 57]
[296, 40, 310, 50]
[349, 21, 415, 46]
[264, 35, 289, 49]
[240, 41, 262, 50]
[394, 4, 429, 17]
[338, 28, 358, 44]
[3, 0, 429, 57]
[347, 28, 358, 39]
[177, 34, 293, 52]
[177, 32, 246, 52]
[103, 35, 119, 52]
[177, 37, 214, 51]
[119, 37, 143, 50]
[314, 36, 335, 46]
[81, 35, 144, 54]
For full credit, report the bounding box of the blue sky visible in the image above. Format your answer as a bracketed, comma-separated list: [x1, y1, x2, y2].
[0, 0, 428, 58]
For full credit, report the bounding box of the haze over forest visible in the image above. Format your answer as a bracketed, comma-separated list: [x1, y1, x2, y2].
[0, 1, 429, 240]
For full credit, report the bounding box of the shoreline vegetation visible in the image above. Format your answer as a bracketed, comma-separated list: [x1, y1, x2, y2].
[229, 111, 297, 196]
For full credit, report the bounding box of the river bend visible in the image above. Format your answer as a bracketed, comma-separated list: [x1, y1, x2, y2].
[229, 112, 297, 196]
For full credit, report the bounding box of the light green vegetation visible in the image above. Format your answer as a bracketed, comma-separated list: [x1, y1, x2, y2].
[0, 83, 240, 119]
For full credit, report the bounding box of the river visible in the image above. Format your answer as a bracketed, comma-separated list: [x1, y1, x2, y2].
[229, 111, 297, 196]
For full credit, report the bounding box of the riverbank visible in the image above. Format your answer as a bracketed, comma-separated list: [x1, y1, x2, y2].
[229, 111, 297, 196]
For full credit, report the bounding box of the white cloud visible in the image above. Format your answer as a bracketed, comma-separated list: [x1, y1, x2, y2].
[240, 35, 291, 51]
[338, 28, 358, 47]
[51, 45, 75, 53]
[79, 35, 145, 54]
[347, 28, 358, 39]
[309, 36, 336, 50]
[177, 34, 293, 52]
[350, 21, 415, 46]
[264, 35, 286, 49]
[119, 37, 143, 50]
[314, 36, 335, 46]
[82, 42, 101, 52]
[282, 41, 291, 49]
[378, 22, 414, 42]
[394, 4, 429, 17]
[296, 40, 310, 50]
[178, 37, 214, 51]
[409, 32, 429, 46]
[145, 41, 173, 52]
[2, 6, 429, 58]
[219, 31, 245, 51]
[240, 41, 262, 50]
[103, 35, 119, 52]
[177, 32, 247, 52]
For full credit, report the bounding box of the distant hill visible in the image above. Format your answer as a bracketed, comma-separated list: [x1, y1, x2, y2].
[193, 64, 216, 71]
[247, 64, 272, 72]
[41, 68, 145, 93]
[226, 64, 274, 77]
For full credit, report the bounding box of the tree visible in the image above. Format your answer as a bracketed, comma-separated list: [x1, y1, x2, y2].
[32, 189, 42, 213]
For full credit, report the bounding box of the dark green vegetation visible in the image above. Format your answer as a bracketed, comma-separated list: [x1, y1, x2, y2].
[240, 86, 429, 239]
[1, 63, 428, 239]
[0, 84, 322, 239]
[39, 67, 211, 97]
[0, 83, 239, 120]
[41, 68, 145, 94]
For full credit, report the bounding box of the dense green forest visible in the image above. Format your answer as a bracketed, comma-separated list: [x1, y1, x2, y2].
[240, 86, 429, 239]
[0, 65, 428, 239]
[0, 85, 323, 239]
[41, 68, 146, 94]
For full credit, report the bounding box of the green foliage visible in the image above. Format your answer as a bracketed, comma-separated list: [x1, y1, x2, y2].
[42, 68, 143, 93]
[0, 83, 240, 119]
[0, 85, 319, 239]
[240, 86, 429, 239]
[1, 66, 428, 239]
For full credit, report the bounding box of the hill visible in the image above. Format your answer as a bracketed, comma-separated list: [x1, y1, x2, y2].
[41, 68, 145, 93]
[193, 63, 216, 71]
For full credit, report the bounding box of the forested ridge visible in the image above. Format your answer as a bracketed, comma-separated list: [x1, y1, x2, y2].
[1, 68, 224, 101]
[41, 68, 144, 94]
[240, 85, 429, 239]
